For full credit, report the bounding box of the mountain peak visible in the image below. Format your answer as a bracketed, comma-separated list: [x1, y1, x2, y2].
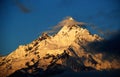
[55, 17, 87, 36]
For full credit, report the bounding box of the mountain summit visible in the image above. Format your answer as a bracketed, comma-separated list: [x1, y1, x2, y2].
[0, 17, 120, 77]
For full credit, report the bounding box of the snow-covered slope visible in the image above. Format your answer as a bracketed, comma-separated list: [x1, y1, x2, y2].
[0, 17, 120, 77]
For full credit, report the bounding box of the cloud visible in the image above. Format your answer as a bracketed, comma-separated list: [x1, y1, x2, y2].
[86, 30, 120, 56]
[88, 23, 119, 38]
[14, 0, 31, 13]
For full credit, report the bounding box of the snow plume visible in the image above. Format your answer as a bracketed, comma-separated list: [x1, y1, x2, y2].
[47, 16, 86, 34]
[57, 16, 86, 27]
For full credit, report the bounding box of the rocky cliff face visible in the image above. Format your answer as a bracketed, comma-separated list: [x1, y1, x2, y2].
[0, 17, 120, 77]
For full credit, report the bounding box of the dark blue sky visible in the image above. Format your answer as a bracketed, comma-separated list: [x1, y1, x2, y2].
[0, 0, 120, 55]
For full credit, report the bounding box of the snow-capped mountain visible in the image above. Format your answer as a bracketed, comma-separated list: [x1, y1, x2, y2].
[0, 17, 120, 77]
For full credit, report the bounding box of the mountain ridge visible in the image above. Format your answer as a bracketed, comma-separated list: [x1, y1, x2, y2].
[0, 17, 120, 77]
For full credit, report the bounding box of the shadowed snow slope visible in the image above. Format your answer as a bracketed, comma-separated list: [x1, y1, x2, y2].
[0, 17, 120, 77]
